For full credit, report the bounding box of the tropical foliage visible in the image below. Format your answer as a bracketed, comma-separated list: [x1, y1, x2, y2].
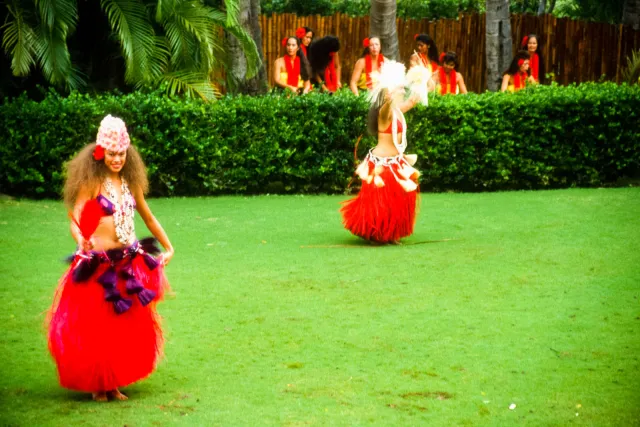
[1, 83, 638, 198]
[1, 0, 261, 99]
[622, 50, 640, 84]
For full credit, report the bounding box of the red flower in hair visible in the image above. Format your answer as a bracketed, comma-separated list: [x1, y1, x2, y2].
[363, 38, 370, 48]
[439, 52, 446, 63]
[281, 37, 289, 48]
[296, 27, 306, 39]
[521, 36, 529, 47]
[518, 59, 525, 67]
[93, 145, 105, 161]
[414, 34, 419, 40]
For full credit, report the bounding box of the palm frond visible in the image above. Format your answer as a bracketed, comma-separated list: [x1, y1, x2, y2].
[34, 22, 76, 88]
[35, 0, 77, 33]
[101, 0, 165, 83]
[223, 23, 261, 80]
[161, 1, 219, 70]
[622, 50, 640, 85]
[154, 70, 221, 100]
[2, 3, 38, 76]
[222, 0, 240, 28]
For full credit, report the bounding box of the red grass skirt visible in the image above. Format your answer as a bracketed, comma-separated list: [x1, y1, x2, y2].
[341, 152, 419, 243]
[47, 242, 168, 392]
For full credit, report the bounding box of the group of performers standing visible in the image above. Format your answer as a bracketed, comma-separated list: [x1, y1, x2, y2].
[274, 27, 543, 95]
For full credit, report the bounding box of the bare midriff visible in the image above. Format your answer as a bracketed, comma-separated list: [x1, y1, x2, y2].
[372, 132, 402, 157]
[90, 216, 132, 251]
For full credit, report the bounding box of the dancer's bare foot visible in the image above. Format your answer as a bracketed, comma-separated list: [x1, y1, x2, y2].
[109, 389, 128, 401]
[92, 392, 108, 402]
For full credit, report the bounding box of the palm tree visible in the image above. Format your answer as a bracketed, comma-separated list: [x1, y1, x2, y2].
[485, 0, 512, 91]
[225, 0, 267, 94]
[1, 0, 261, 99]
[370, 0, 399, 61]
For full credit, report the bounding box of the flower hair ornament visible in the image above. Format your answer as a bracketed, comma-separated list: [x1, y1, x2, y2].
[93, 115, 130, 161]
[439, 52, 446, 63]
[521, 35, 529, 47]
[281, 37, 289, 48]
[363, 37, 370, 48]
[296, 27, 306, 39]
[518, 59, 526, 67]
[413, 34, 419, 40]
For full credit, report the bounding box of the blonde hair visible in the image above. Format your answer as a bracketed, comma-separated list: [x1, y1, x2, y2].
[63, 143, 149, 208]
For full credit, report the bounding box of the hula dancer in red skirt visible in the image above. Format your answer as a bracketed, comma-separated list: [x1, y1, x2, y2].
[47, 115, 174, 401]
[341, 61, 429, 243]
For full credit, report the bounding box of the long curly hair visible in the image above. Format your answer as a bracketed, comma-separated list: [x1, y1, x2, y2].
[308, 36, 340, 77]
[63, 143, 149, 208]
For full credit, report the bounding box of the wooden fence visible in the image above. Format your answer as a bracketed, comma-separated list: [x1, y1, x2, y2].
[259, 13, 640, 93]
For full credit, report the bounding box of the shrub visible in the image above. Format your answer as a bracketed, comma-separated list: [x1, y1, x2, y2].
[1, 83, 638, 198]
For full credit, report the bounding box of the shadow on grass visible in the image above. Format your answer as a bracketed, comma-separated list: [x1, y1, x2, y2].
[300, 237, 459, 248]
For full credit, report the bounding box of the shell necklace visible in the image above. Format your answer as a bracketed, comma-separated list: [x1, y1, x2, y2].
[104, 177, 135, 245]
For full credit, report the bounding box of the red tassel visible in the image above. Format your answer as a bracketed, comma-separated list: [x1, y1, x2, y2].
[70, 199, 105, 240]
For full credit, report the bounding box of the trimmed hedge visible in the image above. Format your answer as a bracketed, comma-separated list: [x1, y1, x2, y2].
[1, 83, 639, 198]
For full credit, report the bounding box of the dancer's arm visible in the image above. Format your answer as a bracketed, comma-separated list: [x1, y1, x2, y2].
[133, 187, 174, 265]
[457, 72, 468, 94]
[70, 185, 97, 251]
[350, 58, 364, 95]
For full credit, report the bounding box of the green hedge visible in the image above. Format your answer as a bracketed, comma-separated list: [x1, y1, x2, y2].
[1, 83, 639, 198]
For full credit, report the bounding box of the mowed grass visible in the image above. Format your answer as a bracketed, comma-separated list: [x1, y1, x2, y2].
[0, 188, 639, 426]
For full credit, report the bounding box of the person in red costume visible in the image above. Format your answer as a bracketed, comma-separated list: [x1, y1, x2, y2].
[350, 36, 384, 95]
[308, 35, 342, 92]
[342, 60, 425, 244]
[410, 33, 440, 73]
[273, 36, 311, 95]
[431, 52, 468, 95]
[521, 33, 544, 83]
[296, 26, 314, 57]
[501, 51, 536, 92]
[47, 115, 174, 401]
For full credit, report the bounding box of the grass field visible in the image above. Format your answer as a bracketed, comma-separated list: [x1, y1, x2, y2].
[1, 188, 639, 426]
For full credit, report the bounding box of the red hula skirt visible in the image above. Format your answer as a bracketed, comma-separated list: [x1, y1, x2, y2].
[341, 151, 420, 243]
[47, 238, 168, 392]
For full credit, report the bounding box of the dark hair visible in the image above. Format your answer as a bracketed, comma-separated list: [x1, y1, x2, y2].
[361, 36, 381, 58]
[308, 36, 340, 77]
[441, 51, 458, 68]
[283, 36, 311, 81]
[415, 33, 439, 63]
[367, 90, 387, 136]
[504, 50, 530, 76]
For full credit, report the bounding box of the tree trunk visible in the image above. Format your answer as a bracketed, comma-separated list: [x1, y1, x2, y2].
[623, 0, 640, 30]
[537, 0, 547, 16]
[226, 0, 268, 95]
[548, 0, 557, 13]
[486, 0, 512, 91]
[370, 0, 399, 61]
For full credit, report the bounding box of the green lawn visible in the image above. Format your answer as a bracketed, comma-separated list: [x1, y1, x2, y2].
[0, 189, 639, 426]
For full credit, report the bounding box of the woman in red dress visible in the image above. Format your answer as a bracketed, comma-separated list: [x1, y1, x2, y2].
[350, 37, 385, 95]
[411, 33, 440, 73]
[273, 36, 312, 95]
[521, 33, 543, 83]
[308, 35, 342, 93]
[48, 115, 174, 401]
